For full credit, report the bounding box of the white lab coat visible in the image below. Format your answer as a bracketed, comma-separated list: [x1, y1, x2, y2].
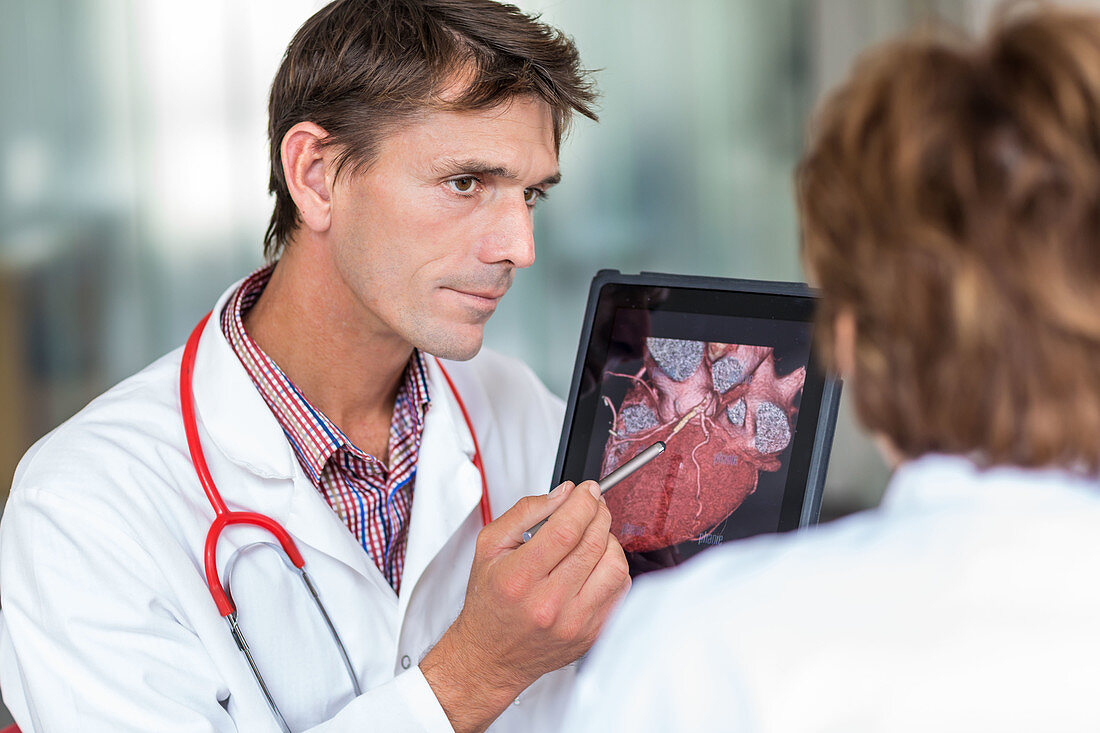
[0, 282, 573, 732]
[562, 454, 1100, 732]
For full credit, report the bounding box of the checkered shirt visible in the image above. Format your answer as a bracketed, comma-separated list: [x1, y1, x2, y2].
[220, 265, 430, 593]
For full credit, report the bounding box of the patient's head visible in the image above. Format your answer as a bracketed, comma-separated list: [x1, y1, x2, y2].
[798, 3, 1100, 471]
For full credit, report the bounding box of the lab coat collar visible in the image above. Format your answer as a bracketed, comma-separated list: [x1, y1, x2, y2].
[882, 453, 1100, 515]
[191, 280, 299, 484]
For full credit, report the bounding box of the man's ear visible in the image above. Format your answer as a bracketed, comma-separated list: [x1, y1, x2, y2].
[281, 121, 334, 235]
[834, 309, 858, 380]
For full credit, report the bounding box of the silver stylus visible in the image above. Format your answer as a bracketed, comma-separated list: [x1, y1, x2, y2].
[521, 441, 666, 543]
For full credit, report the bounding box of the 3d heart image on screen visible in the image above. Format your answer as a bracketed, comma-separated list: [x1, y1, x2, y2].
[600, 338, 805, 552]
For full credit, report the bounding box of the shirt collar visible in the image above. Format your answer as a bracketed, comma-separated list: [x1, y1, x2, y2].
[405, 349, 433, 427]
[219, 264, 432, 483]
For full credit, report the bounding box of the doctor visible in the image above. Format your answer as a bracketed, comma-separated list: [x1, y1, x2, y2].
[0, 1, 630, 731]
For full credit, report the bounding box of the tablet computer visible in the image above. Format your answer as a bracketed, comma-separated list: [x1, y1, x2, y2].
[553, 270, 841, 577]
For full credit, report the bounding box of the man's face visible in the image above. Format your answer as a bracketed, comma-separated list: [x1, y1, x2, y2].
[326, 96, 559, 360]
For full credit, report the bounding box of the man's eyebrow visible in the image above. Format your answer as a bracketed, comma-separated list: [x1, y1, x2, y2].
[433, 157, 562, 187]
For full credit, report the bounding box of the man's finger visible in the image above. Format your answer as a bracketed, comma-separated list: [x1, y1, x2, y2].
[566, 532, 631, 631]
[501, 481, 603, 579]
[478, 481, 578, 553]
[547, 495, 612, 591]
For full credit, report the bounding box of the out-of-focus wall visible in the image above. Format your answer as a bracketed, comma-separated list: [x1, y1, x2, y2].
[0, 0, 322, 503]
[0, 1, 1018, 517]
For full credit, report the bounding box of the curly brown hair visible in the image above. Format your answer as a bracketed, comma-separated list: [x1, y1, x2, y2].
[264, 0, 598, 259]
[798, 2, 1100, 471]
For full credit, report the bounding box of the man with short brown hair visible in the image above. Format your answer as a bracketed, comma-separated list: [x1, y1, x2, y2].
[0, 2, 628, 731]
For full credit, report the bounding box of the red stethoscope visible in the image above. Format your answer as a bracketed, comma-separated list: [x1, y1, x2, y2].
[179, 312, 492, 732]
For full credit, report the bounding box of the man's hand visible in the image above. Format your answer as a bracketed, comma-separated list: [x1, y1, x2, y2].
[420, 480, 631, 733]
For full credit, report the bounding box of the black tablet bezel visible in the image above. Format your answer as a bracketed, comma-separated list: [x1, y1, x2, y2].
[553, 270, 841, 540]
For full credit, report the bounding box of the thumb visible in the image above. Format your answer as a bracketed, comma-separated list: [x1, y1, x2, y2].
[484, 481, 578, 548]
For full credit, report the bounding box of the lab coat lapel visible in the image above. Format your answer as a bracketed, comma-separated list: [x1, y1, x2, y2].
[284, 471, 397, 597]
[398, 358, 482, 615]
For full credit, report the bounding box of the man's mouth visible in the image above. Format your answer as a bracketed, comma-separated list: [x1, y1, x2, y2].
[442, 286, 507, 310]
[452, 288, 507, 301]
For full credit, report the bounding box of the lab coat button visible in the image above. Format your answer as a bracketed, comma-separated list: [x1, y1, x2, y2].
[401, 655, 411, 670]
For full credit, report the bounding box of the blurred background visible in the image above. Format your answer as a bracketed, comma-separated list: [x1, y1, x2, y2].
[0, 0, 1007, 722]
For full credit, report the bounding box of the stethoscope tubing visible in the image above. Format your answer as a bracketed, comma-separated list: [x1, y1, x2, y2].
[180, 312, 493, 616]
[180, 312, 495, 731]
[181, 313, 307, 617]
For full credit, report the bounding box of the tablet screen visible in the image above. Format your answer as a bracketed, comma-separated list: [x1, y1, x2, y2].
[556, 279, 832, 576]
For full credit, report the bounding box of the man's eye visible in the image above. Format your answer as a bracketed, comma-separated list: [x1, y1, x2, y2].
[524, 187, 545, 205]
[447, 177, 478, 194]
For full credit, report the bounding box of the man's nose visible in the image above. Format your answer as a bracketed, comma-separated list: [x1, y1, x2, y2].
[483, 196, 536, 270]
